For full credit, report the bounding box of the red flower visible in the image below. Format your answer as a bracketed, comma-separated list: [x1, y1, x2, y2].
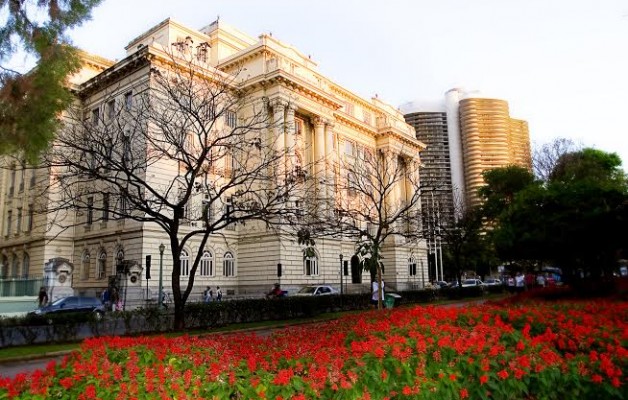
[460, 388, 469, 399]
[497, 369, 509, 380]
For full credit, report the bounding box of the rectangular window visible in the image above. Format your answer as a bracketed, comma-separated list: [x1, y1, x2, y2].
[6, 211, 12, 236]
[202, 197, 213, 225]
[124, 91, 133, 110]
[294, 118, 303, 135]
[30, 169, 36, 188]
[87, 197, 94, 225]
[26, 205, 33, 232]
[223, 259, 235, 277]
[363, 111, 372, 125]
[225, 110, 236, 128]
[106, 100, 115, 120]
[305, 257, 318, 276]
[9, 165, 15, 196]
[102, 193, 109, 221]
[120, 195, 128, 215]
[200, 257, 213, 276]
[344, 102, 354, 116]
[18, 168, 24, 192]
[16, 208, 22, 233]
[344, 140, 355, 157]
[196, 43, 208, 62]
[409, 262, 417, 276]
[92, 108, 100, 126]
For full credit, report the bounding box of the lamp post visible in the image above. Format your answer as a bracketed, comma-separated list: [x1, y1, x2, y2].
[158, 243, 165, 308]
[339, 254, 343, 296]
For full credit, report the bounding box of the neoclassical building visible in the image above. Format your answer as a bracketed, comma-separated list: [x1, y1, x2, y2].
[0, 18, 428, 304]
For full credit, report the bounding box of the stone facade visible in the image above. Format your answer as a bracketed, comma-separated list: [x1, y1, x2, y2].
[0, 18, 428, 305]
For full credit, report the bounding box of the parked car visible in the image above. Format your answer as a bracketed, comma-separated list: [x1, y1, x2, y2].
[484, 278, 502, 286]
[433, 281, 450, 289]
[461, 279, 485, 288]
[29, 296, 105, 320]
[294, 285, 339, 296]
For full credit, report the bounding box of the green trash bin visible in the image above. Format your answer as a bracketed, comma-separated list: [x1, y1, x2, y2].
[384, 294, 395, 309]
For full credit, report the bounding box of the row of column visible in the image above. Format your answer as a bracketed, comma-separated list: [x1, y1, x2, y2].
[271, 100, 335, 199]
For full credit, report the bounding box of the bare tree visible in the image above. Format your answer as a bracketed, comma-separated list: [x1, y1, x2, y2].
[297, 147, 426, 309]
[532, 137, 582, 181]
[38, 49, 295, 328]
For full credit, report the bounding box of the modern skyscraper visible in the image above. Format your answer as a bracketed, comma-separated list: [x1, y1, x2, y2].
[403, 88, 532, 211]
[402, 89, 531, 281]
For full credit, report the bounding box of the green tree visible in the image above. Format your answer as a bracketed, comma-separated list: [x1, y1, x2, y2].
[0, 0, 103, 161]
[479, 165, 537, 219]
[490, 148, 627, 283]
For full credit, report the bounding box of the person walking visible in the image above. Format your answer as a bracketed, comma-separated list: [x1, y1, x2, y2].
[204, 286, 214, 303]
[371, 279, 385, 308]
[216, 286, 223, 301]
[37, 287, 48, 308]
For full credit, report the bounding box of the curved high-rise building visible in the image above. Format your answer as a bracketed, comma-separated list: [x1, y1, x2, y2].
[403, 88, 531, 211]
[459, 97, 526, 207]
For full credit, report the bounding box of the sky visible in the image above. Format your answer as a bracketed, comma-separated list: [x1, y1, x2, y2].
[11, 0, 628, 170]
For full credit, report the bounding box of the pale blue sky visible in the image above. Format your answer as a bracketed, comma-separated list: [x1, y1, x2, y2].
[14, 0, 628, 169]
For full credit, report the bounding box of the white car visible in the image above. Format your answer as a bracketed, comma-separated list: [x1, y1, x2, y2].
[461, 279, 485, 288]
[294, 285, 339, 296]
[484, 278, 502, 286]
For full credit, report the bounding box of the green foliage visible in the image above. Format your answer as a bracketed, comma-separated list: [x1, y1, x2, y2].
[487, 149, 627, 283]
[480, 165, 537, 219]
[550, 148, 625, 186]
[0, 0, 103, 161]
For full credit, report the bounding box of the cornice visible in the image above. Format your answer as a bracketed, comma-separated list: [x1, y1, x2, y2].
[77, 47, 151, 98]
[242, 69, 343, 110]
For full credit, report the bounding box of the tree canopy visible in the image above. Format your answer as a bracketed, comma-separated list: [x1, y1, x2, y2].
[0, 0, 103, 161]
[483, 148, 627, 282]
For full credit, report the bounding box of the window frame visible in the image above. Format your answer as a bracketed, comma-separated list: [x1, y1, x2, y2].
[200, 250, 214, 276]
[180, 249, 190, 276]
[223, 252, 235, 277]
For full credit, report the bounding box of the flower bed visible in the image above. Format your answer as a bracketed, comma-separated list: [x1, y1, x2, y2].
[1, 300, 626, 399]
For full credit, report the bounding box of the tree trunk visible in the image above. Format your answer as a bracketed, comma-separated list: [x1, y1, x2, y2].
[173, 300, 185, 330]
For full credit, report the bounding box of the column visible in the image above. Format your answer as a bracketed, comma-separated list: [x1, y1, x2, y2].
[324, 121, 335, 210]
[285, 104, 297, 174]
[311, 116, 326, 180]
[272, 101, 286, 180]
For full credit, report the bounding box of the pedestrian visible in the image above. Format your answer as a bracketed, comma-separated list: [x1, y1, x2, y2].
[216, 286, 222, 301]
[101, 287, 110, 311]
[266, 283, 283, 299]
[515, 272, 525, 293]
[371, 279, 385, 308]
[204, 286, 214, 303]
[110, 287, 120, 311]
[37, 286, 48, 308]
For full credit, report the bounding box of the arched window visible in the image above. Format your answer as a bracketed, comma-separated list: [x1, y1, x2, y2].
[408, 257, 417, 276]
[97, 251, 107, 280]
[304, 255, 318, 276]
[223, 252, 235, 277]
[180, 250, 190, 276]
[11, 254, 19, 278]
[200, 250, 213, 276]
[81, 251, 90, 280]
[22, 253, 30, 278]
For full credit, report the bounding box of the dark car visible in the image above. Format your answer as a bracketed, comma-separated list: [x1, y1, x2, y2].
[29, 296, 105, 320]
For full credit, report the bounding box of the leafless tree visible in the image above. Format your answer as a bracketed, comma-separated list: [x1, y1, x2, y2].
[297, 146, 427, 309]
[532, 137, 582, 181]
[37, 50, 296, 328]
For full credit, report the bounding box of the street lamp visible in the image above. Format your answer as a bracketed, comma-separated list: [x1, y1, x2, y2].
[339, 254, 343, 296]
[158, 243, 165, 308]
